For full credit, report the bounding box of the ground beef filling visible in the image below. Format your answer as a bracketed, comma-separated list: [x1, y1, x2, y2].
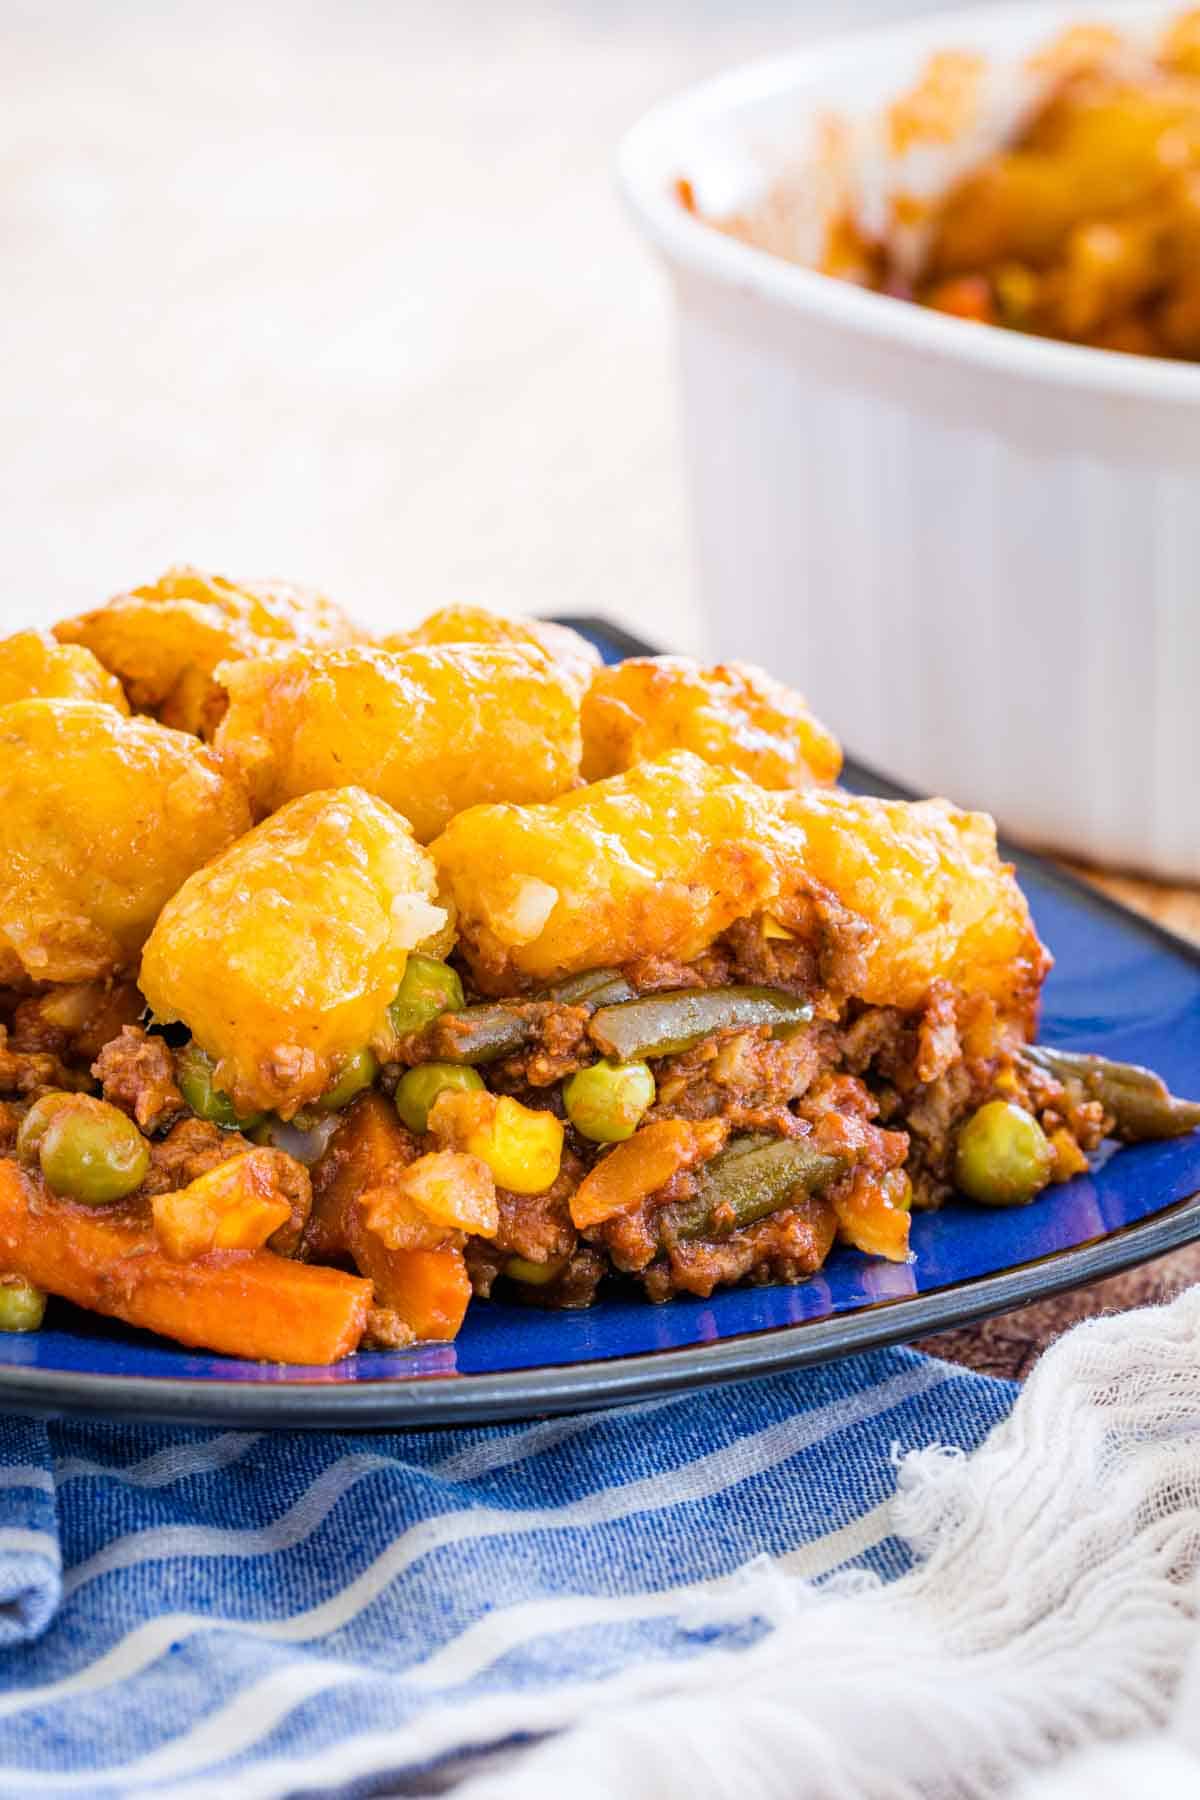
[385, 901, 874, 1092]
[0, 917, 1105, 1325]
[642, 1192, 839, 1302]
[94, 1025, 186, 1134]
[465, 1238, 606, 1311]
[393, 1002, 592, 1089]
[453, 967, 1098, 1307]
[7, 980, 146, 1066]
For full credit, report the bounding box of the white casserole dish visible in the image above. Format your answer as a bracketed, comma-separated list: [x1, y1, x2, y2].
[619, 1, 1200, 882]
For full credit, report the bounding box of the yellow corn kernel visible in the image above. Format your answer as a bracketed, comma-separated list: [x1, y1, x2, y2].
[429, 1090, 563, 1195]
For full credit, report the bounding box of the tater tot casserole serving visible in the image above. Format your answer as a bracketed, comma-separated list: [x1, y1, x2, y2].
[700, 10, 1200, 360]
[0, 569, 1195, 1364]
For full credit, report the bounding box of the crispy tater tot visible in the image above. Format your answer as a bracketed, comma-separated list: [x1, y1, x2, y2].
[780, 786, 1049, 1022]
[214, 644, 582, 840]
[140, 787, 447, 1118]
[432, 750, 1046, 1025]
[581, 656, 842, 788]
[0, 700, 251, 988]
[0, 630, 130, 713]
[381, 604, 600, 697]
[54, 564, 360, 736]
[431, 753, 800, 994]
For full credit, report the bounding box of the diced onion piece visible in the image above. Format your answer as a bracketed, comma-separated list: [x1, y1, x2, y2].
[494, 877, 559, 945]
[370, 1150, 499, 1239]
[152, 1151, 293, 1262]
[356, 1184, 444, 1254]
[391, 893, 448, 945]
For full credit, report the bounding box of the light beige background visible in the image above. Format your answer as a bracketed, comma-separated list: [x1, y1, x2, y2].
[1, 0, 950, 640]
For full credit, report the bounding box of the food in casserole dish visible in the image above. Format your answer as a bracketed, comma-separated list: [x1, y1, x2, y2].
[0, 569, 1194, 1362]
[702, 12, 1200, 359]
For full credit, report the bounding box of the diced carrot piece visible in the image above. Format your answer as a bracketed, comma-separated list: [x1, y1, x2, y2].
[571, 1118, 727, 1229]
[0, 1161, 370, 1363]
[310, 1095, 471, 1341]
[310, 1093, 443, 1253]
[1049, 1128, 1090, 1182]
[372, 1246, 471, 1341]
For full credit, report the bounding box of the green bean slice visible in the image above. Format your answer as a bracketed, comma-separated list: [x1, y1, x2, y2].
[1021, 1044, 1200, 1142]
[417, 972, 637, 1068]
[590, 986, 814, 1062]
[388, 956, 465, 1038]
[418, 1004, 535, 1065]
[658, 1133, 843, 1244]
[541, 968, 637, 1007]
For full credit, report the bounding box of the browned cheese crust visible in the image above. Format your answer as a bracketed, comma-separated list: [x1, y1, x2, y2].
[55, 564, 360, 736]
[214, 643, 584, 840]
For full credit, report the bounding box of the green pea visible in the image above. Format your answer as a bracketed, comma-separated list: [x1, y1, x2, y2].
[16, 1092, 76, 1163]
[394, 1062, 484, 1133]
[177, 1044, 264, 1132]
[389, 956, 464, 1038]
[954, 1100, 1054, 1208]
[0, 1278, 46, 1333]
[39, 1099, 150, 1205]
[317, 1047, 379, 1112]
[562, 1059, 655, 1144]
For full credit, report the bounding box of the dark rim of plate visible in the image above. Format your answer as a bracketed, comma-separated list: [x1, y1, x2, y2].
[1, 615, 1196, 1429]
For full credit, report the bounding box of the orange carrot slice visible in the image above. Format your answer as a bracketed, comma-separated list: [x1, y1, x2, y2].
[0, 1162, 370, 1363]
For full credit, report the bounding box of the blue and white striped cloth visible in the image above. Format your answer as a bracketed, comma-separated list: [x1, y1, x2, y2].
[0, 1348, 1014, 1798]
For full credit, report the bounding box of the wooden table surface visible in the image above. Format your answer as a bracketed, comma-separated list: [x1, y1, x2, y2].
[922, 866, 1200, 1381]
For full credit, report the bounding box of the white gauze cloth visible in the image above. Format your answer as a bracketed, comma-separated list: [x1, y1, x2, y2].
[455, 1287, 1200, 1800]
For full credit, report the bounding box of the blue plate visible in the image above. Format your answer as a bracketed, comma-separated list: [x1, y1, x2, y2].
[2, 618, 1198, 1427]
